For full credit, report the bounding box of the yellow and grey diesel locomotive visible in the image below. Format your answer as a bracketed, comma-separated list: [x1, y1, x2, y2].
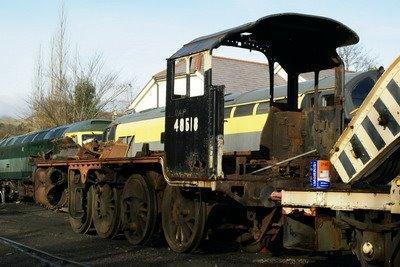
[0, 119, 110, 204]
[106, 70, 379, 157]
[33, 13, 400, 267]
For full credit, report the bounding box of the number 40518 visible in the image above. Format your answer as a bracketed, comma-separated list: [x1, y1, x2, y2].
[173, 117, 198, 132]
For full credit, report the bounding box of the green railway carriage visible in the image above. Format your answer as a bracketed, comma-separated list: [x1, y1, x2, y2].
[0, 119, 111, 201]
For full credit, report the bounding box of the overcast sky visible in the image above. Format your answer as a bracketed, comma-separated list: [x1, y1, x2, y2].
[0, 0, 399, 118]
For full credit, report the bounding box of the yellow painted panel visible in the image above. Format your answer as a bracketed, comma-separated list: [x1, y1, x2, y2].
[115, 113, 268, 145]
[224, 114, 268, 134]
[65, 131, 104, 145]
[115, 117, 165, 143]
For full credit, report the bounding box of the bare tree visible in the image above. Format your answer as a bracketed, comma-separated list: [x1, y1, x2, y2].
[29, 1, 131, 130]
[337, 44, 378, 71]
[71, 53, 129, 121]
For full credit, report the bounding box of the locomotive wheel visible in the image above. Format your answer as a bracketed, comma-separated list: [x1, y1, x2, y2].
[46, 168, 68, 208]
[69, 186, 94, 234]
[346, 212, 400, 266]
[162, 185, 207, 253]
[121, 174, 158, 245]
[33, 168, 48, 206]
[92, 184, 121, 239]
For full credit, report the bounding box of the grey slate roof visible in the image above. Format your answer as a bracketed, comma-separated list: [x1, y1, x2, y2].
[212, 57, 286, 93]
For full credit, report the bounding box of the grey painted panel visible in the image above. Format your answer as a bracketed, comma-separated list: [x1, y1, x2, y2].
[224, 132, 262, 152]
[128, 132, 262, 156]
[128, 142, 165, 157]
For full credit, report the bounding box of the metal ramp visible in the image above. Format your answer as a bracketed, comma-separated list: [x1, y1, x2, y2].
[330, 56, 400, 184]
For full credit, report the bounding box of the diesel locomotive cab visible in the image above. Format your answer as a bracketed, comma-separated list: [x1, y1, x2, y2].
[164, 13, 358, 183]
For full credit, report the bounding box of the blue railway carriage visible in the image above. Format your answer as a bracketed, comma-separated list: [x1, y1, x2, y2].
[0, 119, 110, 204]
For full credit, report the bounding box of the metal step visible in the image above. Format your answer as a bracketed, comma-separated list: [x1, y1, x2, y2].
[330, 56, 400, 184]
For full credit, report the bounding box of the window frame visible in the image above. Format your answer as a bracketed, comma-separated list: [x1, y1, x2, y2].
[233, 103, 256, 117]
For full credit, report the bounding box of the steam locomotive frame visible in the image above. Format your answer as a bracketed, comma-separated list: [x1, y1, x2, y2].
[31, 13, 400, 266]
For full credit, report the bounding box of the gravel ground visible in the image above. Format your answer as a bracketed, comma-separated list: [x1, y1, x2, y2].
[0, 203, 360, 266]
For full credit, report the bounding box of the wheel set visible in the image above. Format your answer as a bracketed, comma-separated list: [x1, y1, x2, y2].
[121, 174, 158, 245]
[67, 172, 209, 252]
[161, 185, 207, 252]
[92, 184, 121, 239]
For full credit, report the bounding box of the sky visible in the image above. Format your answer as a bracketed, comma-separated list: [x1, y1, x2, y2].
[0, 0, 399, 118]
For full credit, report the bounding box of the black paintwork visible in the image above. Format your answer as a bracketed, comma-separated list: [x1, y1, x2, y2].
[374, 98, 400, 136]
[164, 13, 362, 182]
[339, 151, 356, 178]
[388, 79, 400, 104]
[350, 135, 371, 164]
[164, 64, 224, 180]
[361, 117, 386, 150]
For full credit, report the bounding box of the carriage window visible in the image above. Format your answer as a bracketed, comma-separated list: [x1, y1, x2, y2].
[351, 77, 375, 108]
[173, 76, 187, 97]
[107, 125, 117, 141]
[22, 133, 37, 144]
[52, 127, 68, 138]
[173, 56, 204, 99]
[256, 102, 270, 114]
[33, 131, 48, 142]
[234, 104, 255, 117]
[5, 138, 15, 146]
[224, 107, 233, 118]
[300, 94, 314, 108]
[321, 94, 334, 107]
[14, 136, 26, 145]
[310, 96, 315, 107]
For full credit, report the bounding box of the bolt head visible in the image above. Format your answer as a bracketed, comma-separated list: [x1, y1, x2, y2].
[362, 242, 374, 256]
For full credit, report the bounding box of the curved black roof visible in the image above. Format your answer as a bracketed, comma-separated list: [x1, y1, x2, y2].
[170, 13, 359, 73]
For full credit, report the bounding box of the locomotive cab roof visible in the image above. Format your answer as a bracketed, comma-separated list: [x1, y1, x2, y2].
[169, 13, 359, 111]
[170, 13, 358, 73]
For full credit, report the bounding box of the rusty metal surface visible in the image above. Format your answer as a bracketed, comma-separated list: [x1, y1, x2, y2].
[100, 142, 129, 159]
[37, 155, 162, 167]
[214, 180, 281, 207]
[283, 215, 315, 251]
[316, 216, 347, 251]
[33, 167, 68, 209]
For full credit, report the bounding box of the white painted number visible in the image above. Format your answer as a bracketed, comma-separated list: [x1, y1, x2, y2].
[174, 117, 199, 132]
[174, 119, 179, 132]
[193, 117, 198, 131]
